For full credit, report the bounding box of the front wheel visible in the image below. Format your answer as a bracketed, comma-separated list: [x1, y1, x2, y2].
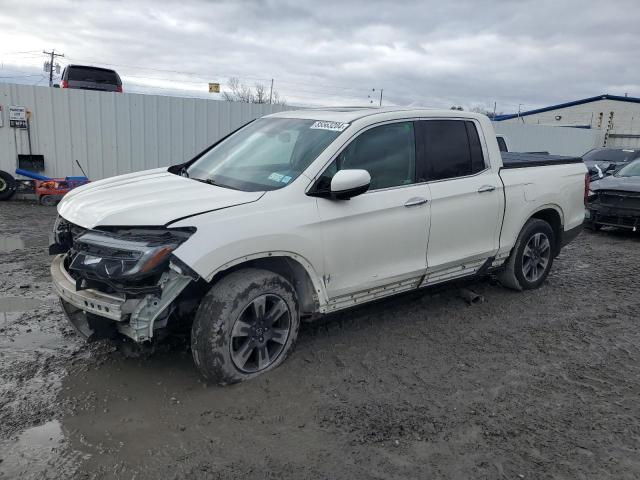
[191, 268, 300, 385]
[498, 218, 555, 291]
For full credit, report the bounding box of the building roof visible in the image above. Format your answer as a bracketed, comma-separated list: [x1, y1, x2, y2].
[494, 94, 640, 121]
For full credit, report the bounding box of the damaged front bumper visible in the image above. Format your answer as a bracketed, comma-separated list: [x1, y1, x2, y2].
[586, 206, 640, 230]
[51, 254, 192, 342]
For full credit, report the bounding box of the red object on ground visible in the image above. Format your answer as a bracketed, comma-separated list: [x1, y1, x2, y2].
[35, 178, 89, 206]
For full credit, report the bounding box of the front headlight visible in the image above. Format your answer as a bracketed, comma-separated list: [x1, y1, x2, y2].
[68, 228, 194, 282]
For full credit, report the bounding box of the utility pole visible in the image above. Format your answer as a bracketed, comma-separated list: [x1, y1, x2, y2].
[269, 78, 274, 104]
[379, 88, 383, 106]
[493, 101, 497, 118]
[517, 104, 524, 123]
[43, 49, 64, 87]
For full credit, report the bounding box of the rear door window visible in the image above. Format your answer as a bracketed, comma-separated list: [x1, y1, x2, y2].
[68, 67, 120, 85]
[417, 120, 486, 181]
[496, 136, 508, 152]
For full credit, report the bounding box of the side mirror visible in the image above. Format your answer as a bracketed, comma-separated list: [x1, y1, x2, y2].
[605, 163, 617, 174]
[330, 169, 371, 200]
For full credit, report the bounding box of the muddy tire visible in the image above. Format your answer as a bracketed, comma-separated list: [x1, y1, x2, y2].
[0, 170, 17, 201]
[191, 268, 300, 385]
[498, 218, 555, 291]
[39, 194, 63, 206]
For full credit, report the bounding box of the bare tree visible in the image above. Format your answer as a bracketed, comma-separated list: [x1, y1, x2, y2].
[222, 77, 254, 103]
[254, 83, 268, 104]
[271, 90, 284, 106]
[222, 77, 286, 106]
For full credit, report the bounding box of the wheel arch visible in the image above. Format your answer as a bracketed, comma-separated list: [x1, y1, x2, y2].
[207, 252, 326, 316]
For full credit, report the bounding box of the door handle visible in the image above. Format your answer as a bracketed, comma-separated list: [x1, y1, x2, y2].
[404, 197, 428, 207]
[477, 185, 496, 193]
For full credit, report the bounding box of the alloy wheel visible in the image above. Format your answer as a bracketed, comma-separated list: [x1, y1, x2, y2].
[229, 294, 291, 373]
[522, 232, 551, 282]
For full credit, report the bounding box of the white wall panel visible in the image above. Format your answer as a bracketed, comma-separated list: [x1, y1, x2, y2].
[493, 122, 603, 156]
[498, 98, 640, 150]
[0, 83, 293, 180]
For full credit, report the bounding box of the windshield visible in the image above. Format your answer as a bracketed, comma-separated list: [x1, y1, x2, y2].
[583, 148, 639, 163]
[186, 118, 344, 191]
[615, 159, 640, 177]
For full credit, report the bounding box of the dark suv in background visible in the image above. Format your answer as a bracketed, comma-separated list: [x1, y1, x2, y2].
[58, 64, 123, 93]
[583, 147, 640, 180]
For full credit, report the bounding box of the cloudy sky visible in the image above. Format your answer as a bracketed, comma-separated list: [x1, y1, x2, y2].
[0, 0, 638, 113]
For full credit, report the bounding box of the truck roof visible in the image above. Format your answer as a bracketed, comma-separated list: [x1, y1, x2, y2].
[265, 107, 487, 123]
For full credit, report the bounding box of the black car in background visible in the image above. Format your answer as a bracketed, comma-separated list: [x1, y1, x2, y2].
[583, 147, 640, 181]
[57, 64, 123, 93]
[587, 159, 640, 231]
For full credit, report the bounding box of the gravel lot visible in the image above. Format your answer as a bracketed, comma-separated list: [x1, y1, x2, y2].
[1, 201, 639, 480]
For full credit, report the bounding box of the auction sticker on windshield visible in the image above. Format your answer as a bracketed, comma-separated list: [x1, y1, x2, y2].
[310, 121, 349, 132]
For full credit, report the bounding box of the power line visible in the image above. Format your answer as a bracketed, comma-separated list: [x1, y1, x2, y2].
[0, 74, 44, 79]
[0, 50, 42, 56]
[118, 71, 373, 102]
[1, 51, 381, 104]
[63, 54, 377, 95]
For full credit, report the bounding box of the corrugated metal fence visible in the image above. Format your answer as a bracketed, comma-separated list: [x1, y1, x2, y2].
[1, 83, 608, 182]
[0, 84, 292, 180]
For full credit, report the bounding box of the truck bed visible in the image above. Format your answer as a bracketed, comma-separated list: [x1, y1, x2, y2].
[501, 152, 583, 169]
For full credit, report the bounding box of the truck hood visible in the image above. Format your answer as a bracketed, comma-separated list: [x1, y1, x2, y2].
[57, 168, 265, 228]
[591, 175, 640, 193]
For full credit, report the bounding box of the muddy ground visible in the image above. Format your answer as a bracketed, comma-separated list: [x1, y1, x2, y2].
[1, 201, 639, 480]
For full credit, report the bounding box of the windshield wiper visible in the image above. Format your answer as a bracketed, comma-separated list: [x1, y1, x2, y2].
[193, 177, 239, 190]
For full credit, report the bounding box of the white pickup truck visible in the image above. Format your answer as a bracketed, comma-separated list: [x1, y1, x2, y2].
[50, 107, 588, 384]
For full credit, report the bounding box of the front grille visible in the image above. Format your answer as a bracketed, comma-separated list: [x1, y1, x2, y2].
[595, 190, 640, 210]
[595, 214, 639, 228]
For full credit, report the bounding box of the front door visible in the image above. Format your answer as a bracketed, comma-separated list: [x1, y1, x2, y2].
[314, 121, 431, 301]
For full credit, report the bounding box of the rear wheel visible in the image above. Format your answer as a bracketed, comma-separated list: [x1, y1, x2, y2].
[191, 268, 300, 385]
[39, 195, 62, 206]
[0, 170, 17, 201]
[498, 218, 555, 291]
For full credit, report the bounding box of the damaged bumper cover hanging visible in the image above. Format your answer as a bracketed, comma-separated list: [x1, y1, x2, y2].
[51, 254, 192, 342]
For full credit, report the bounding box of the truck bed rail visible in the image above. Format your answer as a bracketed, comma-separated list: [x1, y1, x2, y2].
[501, 152, 583, 169]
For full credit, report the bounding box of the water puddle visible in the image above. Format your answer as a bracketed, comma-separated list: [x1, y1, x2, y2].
[0, 420, 83, 479]
[0, 297, 44, 326]
[0, 234, 51, 253]
[0, 297, 56, 351]
[0, 296, 44, 313]
[0, 235, 25, 252]
[0, 326, 63, 351]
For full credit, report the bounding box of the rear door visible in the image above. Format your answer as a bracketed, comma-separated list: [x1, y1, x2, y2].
[313, 120, 431, 303]
[416, 119, 503, 284]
